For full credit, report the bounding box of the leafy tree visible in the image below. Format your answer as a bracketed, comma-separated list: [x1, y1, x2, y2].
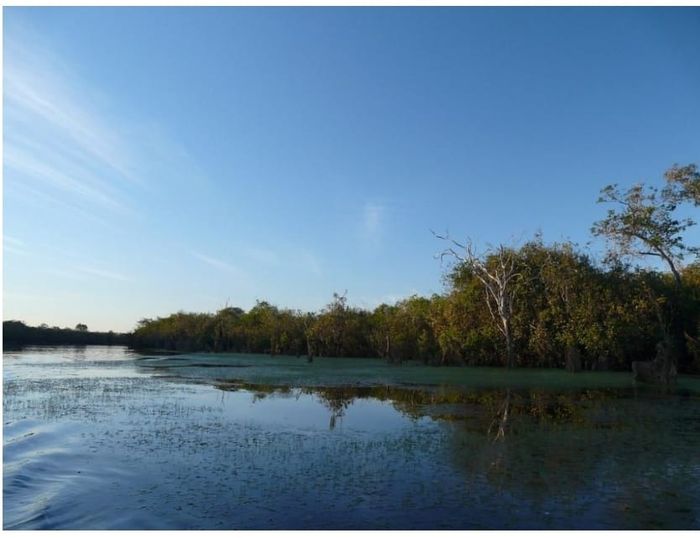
[592, 184, 695, 286]
[665, 163, 700, 206]
[592, 164, 699, 381]
[438, 234, 522, 368]
[111, 166, 700, 378]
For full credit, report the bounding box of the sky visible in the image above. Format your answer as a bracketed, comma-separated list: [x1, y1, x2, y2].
[3, 7, 700, 332]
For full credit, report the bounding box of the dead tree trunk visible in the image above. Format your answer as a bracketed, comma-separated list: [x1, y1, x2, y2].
[503, 317, 515, 369]
[437, 235, 521, 368]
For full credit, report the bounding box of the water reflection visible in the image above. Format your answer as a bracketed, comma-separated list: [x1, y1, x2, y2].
[212, 380, 647, 434]
[208, 377, 700, 528]
[4, 347, 700, 529]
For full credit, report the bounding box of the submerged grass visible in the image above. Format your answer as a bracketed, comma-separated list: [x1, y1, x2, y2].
[134, 352, 700, 393]
[5, 346, 700, 529]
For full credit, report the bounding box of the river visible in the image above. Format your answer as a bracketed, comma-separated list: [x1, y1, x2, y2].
[3, 346, 700, 529]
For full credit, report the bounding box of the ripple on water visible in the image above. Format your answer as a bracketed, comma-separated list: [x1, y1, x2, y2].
[4, 347, 700, 529]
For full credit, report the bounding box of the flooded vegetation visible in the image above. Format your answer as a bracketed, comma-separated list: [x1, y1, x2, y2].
[4, 346, 700, 529]
[5, 4, 699, 531]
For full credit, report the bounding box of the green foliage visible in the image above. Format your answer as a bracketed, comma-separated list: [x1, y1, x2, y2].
[592, 166, 699, 284]
[665, 163, 700, 206]
[127, 237, 700, 373]
[591, 164, 700, 373]
[307, 293, 375, 358]
[371, 295, 439, 364]
[33, 162, 700, 374]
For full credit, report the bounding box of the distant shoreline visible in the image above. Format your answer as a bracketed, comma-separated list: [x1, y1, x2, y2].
[3, 321, 130, 348]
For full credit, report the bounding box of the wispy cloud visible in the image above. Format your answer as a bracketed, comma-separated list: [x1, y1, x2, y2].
[5, 145, 128, 212]
[4, 245, 27, 256]
[191, 251, 241, 275]
[5, 181, 122, 237]
[4, 236, 24, 247]
[4, 38, 139, 186]
[4, 38, 138, 221]
[360, 201, 387, 247]
[72, 265, 130, 282]
[3, 29, 208, 225]
[4, 235, 29, 256]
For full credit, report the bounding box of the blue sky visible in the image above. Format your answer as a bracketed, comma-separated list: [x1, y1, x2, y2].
[3, 7, 700, 332]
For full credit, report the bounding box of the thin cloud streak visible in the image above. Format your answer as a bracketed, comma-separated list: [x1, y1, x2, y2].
[3, 35, 139, 226]
[4, 38, 139, 185]
[191, 251, 241, 275]
[4, 244, 29, 256]
[4, 180, 116, 231]
[3, 31, 209, 227]
[5, 146, 128, 213]
[4, 236, 24, 247]
[4, 236, 29, 256]
[72, 265, 130, 282]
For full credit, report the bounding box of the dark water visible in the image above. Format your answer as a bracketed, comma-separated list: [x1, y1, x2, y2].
[3, 346, 700, 529]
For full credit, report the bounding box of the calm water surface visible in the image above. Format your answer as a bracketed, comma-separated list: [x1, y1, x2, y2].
[3, 346, 700, 529]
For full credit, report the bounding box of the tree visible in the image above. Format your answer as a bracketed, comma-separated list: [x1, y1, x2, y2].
[437, 234, 521, 368]
[593, 188, 689, 287]
[369, 296, 438, 364]
[370, 303, 397, 361]
[513, 239, 604, 368]
[665, 163, 700, 206]
[75, 323, 88, 332]
[592, 164, 699, 382]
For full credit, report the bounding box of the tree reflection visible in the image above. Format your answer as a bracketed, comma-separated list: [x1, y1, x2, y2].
[213, 380, 631, 435]
[313, 387, 356, 430]
[488, 389, 511, 442]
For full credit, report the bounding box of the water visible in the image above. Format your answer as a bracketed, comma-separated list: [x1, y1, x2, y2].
[4, 346, 700, 529]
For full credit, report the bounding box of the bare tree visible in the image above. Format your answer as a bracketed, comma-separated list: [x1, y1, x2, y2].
[436, 233, 521, 368]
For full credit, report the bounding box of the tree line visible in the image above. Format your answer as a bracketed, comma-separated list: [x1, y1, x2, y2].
[131, 164, 700, 376]
[6, 164, 700, 377]
[128, 243, 700, 373]
[3, 321, 130, 347]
